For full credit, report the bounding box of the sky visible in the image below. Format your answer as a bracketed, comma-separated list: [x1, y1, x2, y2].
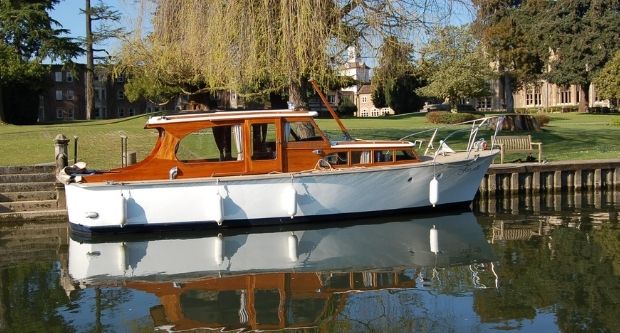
[50, 0, 148, 64]
[50, 0, 474, 65]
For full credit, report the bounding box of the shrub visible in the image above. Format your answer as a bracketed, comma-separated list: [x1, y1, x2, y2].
[337, 98, 357, 116]
[426, 111, 483, 124]
[532, 114, 551, 127]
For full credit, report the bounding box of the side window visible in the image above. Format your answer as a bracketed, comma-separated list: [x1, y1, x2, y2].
[251, 122, 277, 160]
[285, 121, 322, 142]
[177, 124, 244, 162]
[351, 151, 371, 165]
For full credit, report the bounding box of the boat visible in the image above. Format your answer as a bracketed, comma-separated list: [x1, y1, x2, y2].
[66, 212, 496, 331]
[61, 81, 500, 234]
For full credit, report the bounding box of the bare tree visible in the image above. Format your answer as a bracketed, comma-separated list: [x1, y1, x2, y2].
[82, 0, 124, 119]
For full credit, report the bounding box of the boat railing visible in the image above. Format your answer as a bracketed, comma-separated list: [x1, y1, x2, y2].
[400, 116, 504, 157]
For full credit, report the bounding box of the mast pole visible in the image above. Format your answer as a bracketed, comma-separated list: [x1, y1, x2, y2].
[309, 79, 352, 140]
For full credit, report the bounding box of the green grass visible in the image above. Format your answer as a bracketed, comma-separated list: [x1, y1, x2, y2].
[1, 112, 619, 169]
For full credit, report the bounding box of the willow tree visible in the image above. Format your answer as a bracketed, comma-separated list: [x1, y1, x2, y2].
[117, 0, 461, 107]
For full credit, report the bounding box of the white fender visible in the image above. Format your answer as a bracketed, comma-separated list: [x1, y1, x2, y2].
[282, 184, 297, 218]
[209, 191, 224, 225]
[288, 234, 298, 262]
[214, 233, 223, 265]
[430, 225, 439, 254]
[116, 193, 127, 227]
[429, 177, 439, 207]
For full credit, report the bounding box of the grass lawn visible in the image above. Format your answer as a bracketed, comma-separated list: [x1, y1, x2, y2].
[1, 112, 619, 169]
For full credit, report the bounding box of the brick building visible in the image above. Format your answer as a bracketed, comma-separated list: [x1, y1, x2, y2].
[39, 64, 153, 122]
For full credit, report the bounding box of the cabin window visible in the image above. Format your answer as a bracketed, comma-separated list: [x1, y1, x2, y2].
[285, 121, 322, 142]
[251, 122, 277, 160]
[373, 150, 393, 163]
[325, 152, 348, 165]
[177, 124, 244, 162]
[351, 151, 371, 165]
[395, 149, 416, 160]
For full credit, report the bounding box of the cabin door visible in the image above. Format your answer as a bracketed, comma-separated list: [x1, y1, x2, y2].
[247, 120, 283, 173]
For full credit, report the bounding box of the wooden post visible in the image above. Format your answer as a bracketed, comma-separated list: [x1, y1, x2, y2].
[554, 171, 562, 191]
[594, 169, 602, 189]
[511, 173, 519, 194]
[615, 168, 620, 190]
[488, 174, 497, 194]
[532, 171, 540, 194]
[479, 176, 488, 195]
[574, 170, 582, 191]
[524, 173, 532, 193]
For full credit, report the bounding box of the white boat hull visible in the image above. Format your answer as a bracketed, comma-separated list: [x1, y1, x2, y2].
[66, 151, 496, 233]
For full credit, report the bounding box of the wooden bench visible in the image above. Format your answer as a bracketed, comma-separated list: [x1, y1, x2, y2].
[494, 135, 542, 164]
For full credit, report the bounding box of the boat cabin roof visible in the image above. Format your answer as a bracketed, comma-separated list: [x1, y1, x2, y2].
[146, 109, 318, 127]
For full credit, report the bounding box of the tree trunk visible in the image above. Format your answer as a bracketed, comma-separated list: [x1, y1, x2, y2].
[0, 86, 5, 123]
[85, 0, 94, 120]
[288, 79, 309, 109]
[579, 83, 589, 112]
[503, 74, 514, 112]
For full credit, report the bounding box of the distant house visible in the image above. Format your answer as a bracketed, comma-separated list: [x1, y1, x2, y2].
[355, 85, 395, 117]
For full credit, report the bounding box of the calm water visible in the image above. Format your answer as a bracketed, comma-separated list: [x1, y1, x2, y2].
[0, 191, 619, 333]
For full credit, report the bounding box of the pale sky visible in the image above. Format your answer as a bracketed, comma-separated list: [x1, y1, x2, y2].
[50, 0, 149, 63]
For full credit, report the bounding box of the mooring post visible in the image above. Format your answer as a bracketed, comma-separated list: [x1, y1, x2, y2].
[54, 134, 70, 209]
[73, 135, 79, 164]
[54, 134, 70, 176]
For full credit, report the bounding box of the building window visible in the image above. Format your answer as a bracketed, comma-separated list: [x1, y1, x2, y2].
[559, 86, 571, 104]
[117, 90, 124, 100]
[327, 95, 336, 104]
[525, 86, 541, 106]
[66, 90, 74, 100]
[129, 108, 135, 116]
[478, 97, 492, 110]
[66, 72, 73, 82]
[116, 74, 125, 83]
[55, 90, 63, 101]
[118, 108, 125, 117]
[95, 88, 105, 102]
[54, 72, 62, 82]
[94, 107, 101, 118]
[361, 96, 368, 103]
[56, 108, 73, 119]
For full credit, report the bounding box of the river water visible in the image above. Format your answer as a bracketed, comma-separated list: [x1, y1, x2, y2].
[0, 190, 618, 332]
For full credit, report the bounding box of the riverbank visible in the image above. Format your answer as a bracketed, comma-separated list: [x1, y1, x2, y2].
[0, 112, 619, 168]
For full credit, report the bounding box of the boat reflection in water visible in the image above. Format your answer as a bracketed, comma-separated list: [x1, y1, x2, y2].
[68, 212, 495, 331]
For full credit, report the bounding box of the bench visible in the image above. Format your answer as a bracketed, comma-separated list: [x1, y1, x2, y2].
[494, 135, 542, 164]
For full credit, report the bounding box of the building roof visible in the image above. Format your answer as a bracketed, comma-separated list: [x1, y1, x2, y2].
[358, 84, 373, 95]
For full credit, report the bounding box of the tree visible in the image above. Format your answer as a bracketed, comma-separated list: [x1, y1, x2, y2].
[337, 97, 356, 116]
[542, 0, 620, 112]
[417, 26, 493, 110]
[472, 0, 547, 112]
[593, 50, 620, 102]
[372, 37, 426, 114]
[116, 0, 462, 108]
[372, 82, 387, 108]
[0, 0, 81, 124]
[82, 0, 124, 120]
